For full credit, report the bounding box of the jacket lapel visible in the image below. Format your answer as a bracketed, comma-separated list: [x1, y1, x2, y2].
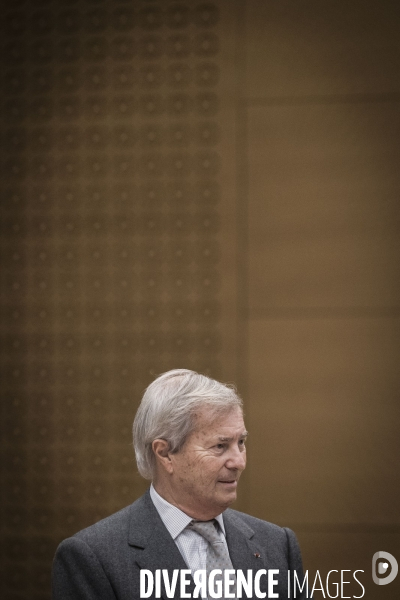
[128, 490, 195, 600]
[223, 509, 269, 598]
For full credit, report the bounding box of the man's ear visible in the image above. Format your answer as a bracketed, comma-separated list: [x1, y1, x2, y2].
[152, 439, 174, 474]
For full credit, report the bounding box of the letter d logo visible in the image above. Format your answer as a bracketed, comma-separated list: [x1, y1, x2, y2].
[372, 551, 398, 585]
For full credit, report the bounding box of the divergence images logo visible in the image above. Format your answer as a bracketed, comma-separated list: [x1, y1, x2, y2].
[372, 552, 398, 585]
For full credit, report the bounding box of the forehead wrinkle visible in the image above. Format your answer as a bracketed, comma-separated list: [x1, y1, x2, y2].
[217, 431, 248, 442]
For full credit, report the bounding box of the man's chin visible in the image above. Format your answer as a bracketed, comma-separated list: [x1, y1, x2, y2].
[216, 485, 238, 506]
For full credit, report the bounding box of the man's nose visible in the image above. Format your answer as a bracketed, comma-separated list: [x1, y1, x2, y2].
[226, 446, 246, 470]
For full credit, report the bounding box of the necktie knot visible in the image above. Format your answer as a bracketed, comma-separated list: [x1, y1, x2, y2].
[189, 519, 222, 545]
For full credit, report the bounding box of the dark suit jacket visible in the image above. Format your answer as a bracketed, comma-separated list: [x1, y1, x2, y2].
[52, 490, 308, 599]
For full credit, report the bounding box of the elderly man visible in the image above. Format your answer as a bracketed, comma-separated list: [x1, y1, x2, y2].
[52, 369, 307, 599]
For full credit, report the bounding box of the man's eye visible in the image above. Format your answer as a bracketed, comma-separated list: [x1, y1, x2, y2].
[216, 443, 225, 449]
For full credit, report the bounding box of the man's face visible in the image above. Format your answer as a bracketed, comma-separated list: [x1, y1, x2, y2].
[168, 406, 247, 519]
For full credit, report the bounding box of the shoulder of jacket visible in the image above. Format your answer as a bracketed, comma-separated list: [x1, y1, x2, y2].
[70, 493, 147, 545]
[225, 507, 287, 535]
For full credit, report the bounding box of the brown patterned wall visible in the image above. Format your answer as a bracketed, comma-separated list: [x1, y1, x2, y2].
[0, 2, 238, 598]
[2, 1, 400, 600]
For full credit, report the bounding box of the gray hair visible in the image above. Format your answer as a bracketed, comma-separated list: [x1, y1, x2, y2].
[133, 368, 242, 480]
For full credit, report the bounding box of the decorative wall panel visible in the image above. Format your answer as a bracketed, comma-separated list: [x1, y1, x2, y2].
[0, 2, 239, 598]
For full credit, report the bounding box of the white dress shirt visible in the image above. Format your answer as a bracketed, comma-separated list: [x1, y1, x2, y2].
[150, 484, 229, 573]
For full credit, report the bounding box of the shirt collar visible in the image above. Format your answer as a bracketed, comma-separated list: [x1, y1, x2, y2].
[150, 484, 226, 540]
